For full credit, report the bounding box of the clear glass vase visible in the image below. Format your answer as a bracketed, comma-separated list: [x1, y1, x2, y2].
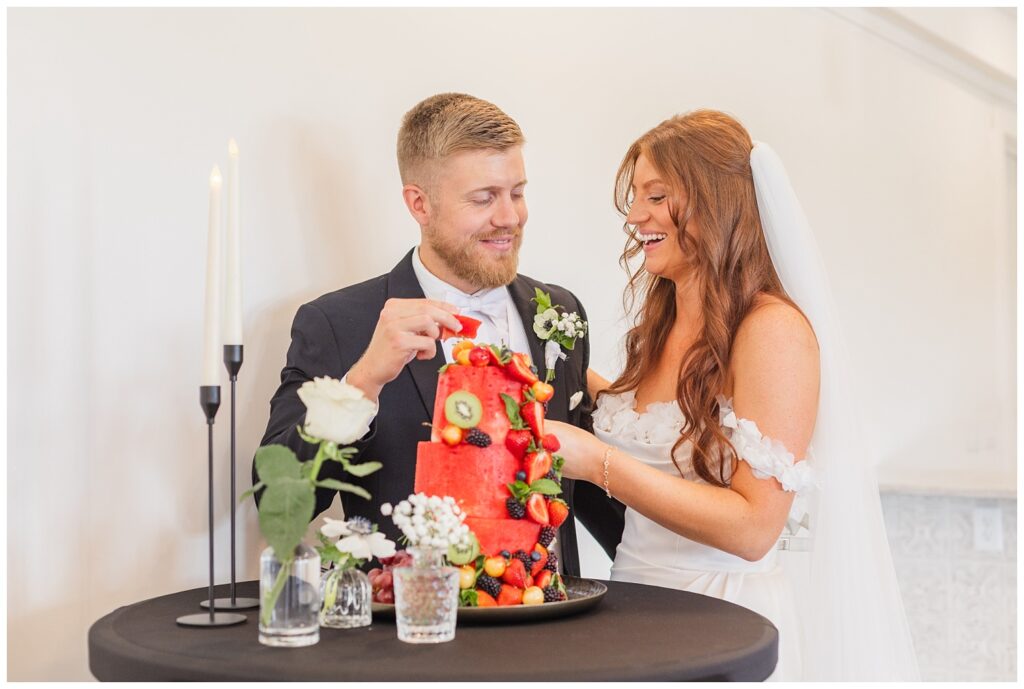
[393, 545, 459, 644]
[408, 545, 445, 568]
[319, 566, 372, 629]
[259, 543, 321, 647]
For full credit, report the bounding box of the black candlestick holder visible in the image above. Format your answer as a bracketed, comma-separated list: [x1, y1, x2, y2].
[177, 385, 246, 628]
[200, 345, 259, 611]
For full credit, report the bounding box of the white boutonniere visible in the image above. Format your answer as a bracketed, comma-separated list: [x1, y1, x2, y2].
[532, 288, 587, 382]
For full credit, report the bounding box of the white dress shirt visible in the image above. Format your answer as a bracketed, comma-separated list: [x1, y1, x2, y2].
[410, 246, 532, 359]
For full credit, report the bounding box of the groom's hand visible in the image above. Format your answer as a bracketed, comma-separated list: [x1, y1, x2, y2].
[347, 298, 462, 402]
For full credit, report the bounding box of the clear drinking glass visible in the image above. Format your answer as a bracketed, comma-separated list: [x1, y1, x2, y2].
[392, 562, 459, 644]
[258, 543, 321, 647]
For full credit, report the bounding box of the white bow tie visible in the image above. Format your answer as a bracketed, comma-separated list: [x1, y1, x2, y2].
[444, 289, 508, 324]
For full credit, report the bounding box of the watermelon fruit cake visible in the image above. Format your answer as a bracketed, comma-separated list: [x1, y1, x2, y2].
[414, 331, 571, 607]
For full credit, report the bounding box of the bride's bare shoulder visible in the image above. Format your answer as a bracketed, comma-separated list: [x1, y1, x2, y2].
[731, 293, 819, 384]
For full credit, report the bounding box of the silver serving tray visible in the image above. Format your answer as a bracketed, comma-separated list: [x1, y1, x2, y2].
[371, 576, 607, 624]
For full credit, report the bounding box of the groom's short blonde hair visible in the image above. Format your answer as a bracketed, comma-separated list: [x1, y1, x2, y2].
[397, 93, 524, 189]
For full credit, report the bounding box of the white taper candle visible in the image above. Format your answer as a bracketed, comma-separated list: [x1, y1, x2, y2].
[224, 139, 242, 345]
[201, 165, 223, 386]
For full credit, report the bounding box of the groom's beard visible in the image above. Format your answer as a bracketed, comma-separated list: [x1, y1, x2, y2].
[424, 227, 523, 289]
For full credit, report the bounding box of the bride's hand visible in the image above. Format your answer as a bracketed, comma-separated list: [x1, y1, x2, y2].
[545, 420, 606, 484]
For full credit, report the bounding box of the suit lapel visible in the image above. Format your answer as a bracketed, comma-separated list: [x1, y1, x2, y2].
[387, 249, 445, 421]
[508, 277, 546, 381]
[508, 277, 570, 422]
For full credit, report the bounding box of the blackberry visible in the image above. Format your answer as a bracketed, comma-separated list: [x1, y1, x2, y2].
[465, 428, 492, 447]
[543, 586, 561, 603]
[538, 526, 556, 548]
[544, 469, 558, 481]
[544, 554, 558, 572]
[506, 497, 525, 520]
[513, 550, 533, 572]
[476, 573, 502, 598]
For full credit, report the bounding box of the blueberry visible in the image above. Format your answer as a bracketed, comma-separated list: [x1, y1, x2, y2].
[500, 550, 511, 559]
[516, 471, 526, 482]
[531, 551, 542, 561]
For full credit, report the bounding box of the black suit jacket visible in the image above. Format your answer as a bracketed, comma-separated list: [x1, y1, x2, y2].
[255, 249, 625, 576]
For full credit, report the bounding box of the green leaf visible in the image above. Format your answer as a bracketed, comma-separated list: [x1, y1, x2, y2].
[258, 478, 315, 557]
[529, 478, 562, 496]
[552, 455, 565, 472]
[341, 460, 383, 478]
[500, 393, 528, 430]
[299, 461, 314, 479]
[254, 445, 302, 485]
[532, 288, 553, 312]
[317, 541, 344, 565]
[316, 478, 371, 500]
[506, 480, 531, 501]
[239, 481, 264, 503]
[459, 589, 479, 607]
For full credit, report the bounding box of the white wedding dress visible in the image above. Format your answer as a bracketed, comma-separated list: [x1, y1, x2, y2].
[593, 390, 815, 681]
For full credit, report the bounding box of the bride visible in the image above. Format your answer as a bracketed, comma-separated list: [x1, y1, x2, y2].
[548, 110, 919, 681]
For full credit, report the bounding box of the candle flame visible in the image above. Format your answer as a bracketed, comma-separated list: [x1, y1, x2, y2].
[210, 165, 222, 187]
[228, 139, 239, 158]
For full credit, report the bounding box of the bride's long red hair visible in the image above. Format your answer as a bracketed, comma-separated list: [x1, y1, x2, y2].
[602, 110, 802, 486]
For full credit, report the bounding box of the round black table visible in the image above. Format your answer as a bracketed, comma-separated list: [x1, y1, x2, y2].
[88, 579, 777, 681]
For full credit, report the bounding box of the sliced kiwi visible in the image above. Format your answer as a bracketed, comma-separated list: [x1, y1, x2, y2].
[445, 391, 483, 429]
[447, 532, 480, 565]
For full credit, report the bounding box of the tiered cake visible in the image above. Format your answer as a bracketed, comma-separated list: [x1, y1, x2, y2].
[414, 333, 570, 606]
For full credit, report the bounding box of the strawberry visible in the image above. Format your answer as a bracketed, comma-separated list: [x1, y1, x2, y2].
[469, 347, 491, 367]
[476, 590, 498, 607]
[524, 450, 553, 485]
[520, 400, 545, 439]
[506, 353, 539, 385]
[548, 498, 569, 528]
[525, 574, 534, 589]
[541, 434, 560, 453]
[501, 557, 528, 589]
[505, 429, 533, 461]
[530, 544, 549, 576]
[439, 314, 481, 341]
[526, 493, 550, 525]
[497, 584, 524, 606]
[534, 569, 553, 589]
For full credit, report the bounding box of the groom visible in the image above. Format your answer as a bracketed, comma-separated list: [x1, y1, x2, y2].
[255, 93, 624, 576]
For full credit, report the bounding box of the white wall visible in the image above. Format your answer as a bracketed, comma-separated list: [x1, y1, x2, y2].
[7, 8, 1015, 680]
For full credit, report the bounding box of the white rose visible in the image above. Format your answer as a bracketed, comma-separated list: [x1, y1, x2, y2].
[297, 376, 377, 445]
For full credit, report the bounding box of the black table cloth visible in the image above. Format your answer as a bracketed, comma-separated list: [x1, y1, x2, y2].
[88, 579, 777, 681]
